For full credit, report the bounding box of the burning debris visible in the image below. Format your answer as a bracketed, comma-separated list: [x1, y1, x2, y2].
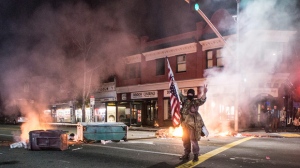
[10, 129, 69, 151]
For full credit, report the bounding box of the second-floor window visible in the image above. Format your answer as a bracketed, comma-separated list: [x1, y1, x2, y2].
[156, 58, 165, 76]
[216, 49, 224, 67]
[177, 55, 186, 72]
[125, 63, 140, 79]
[206, 48, 224, 68]
[207, 51, 213, 68]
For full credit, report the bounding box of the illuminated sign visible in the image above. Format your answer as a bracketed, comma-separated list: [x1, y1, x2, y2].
[131, 91, 158, 99]
[163, 88, 198, 97]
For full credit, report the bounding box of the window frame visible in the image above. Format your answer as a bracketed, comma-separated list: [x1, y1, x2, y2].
[176, 54, 186, 73]
[156, 58, 165, 76]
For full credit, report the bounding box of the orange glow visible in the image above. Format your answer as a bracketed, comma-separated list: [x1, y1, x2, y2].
[216, 131, 231, 137]
[19, 112, 53, 141]
[154, 120, 159, 127]
[169, 125, 183, 137]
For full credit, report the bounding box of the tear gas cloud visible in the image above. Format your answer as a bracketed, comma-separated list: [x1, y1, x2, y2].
[201, 0, 299, 134]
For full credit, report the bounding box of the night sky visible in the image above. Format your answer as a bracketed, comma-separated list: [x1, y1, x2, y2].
[0, 0, 238, 43]
[0, 0, 299, 105]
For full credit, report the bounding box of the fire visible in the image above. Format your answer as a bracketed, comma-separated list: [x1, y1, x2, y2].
[19, 112, 53, 141]
[217, 131, 230, 137]
[169, 125, 183, 137]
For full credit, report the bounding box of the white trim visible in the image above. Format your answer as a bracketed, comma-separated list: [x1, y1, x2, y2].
[142, 43, 197, 61]
[199, 35, 233, 51]
[116, 78, 206, 93]
[124, 54, 142, 64]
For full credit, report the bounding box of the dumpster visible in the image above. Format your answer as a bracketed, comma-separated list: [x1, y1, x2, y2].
[28, 130, 68, 151]
[77, 122, 128, 142]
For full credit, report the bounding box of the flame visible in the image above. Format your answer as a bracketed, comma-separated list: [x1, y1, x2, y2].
[169, 125, 183, 137]
[154, 120, 159, 127]
[217, 131, 230, 137]
[19, 112, 53, 141]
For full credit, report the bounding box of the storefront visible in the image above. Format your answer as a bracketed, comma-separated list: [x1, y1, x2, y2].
[117, 91, 158, 126]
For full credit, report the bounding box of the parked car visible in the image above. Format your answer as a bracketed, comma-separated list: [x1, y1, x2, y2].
[0, 114, 27, 124]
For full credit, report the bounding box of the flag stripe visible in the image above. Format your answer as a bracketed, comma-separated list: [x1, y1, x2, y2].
[167, 58, 181, 127]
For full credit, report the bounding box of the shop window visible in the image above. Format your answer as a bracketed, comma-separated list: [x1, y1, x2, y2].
[164, 99, 172, 120]
[156, 58, 165, 76]
[107, 105, 116, 122]
[177, 55, 186, 72]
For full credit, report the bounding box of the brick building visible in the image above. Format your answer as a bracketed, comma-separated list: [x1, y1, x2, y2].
[94, 8, 298, 131]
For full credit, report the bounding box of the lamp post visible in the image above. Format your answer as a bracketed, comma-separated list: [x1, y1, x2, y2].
[234, 0, 240, 132]
[184, 0, 240, 131]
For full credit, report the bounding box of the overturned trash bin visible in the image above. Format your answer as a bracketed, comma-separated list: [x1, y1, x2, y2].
[28, 130, 68, 151]
[77, 122, 128, 142]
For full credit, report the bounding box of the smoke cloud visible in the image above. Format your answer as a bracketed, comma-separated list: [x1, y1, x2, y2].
[201, 0, 299, 134]
[0, 0, 146, 140]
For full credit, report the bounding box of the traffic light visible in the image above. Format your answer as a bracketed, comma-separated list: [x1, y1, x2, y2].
[189, 0, 201, 11]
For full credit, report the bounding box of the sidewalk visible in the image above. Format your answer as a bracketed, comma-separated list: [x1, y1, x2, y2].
[50, 124, 300, 140]
[236, 127, 300, 138]
[128, 126, 300, 138]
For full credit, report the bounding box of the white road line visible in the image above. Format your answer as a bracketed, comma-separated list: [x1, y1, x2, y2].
[86, 144, 181, 156]
[120, 140, 154, 144]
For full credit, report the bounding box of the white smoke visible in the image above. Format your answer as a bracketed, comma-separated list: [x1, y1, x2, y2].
[202, 0, 299, 133]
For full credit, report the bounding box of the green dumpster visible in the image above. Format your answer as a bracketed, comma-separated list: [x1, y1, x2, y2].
[77, 122, 128, 142]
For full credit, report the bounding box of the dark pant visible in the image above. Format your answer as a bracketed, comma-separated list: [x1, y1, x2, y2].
[182, 127, 199, 155]
[271, 118, 279, 132]
[280, 121, 286, 130]
[264, 119, 271, 132]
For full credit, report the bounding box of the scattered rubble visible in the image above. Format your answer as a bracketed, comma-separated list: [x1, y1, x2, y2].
[10, 141, 27, 149]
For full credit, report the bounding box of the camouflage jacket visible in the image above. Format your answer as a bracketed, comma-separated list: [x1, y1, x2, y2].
[180, 95, 206, 140]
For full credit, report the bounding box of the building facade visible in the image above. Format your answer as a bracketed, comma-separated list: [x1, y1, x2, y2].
[106, 9, 298, 131]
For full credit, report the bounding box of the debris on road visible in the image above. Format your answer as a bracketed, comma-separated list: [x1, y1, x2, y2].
[10, 141, 27, 149]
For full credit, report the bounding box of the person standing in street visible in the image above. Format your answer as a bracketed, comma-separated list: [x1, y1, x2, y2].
[179, 85, 208, 162]
[262, 105, 270, 133]
[280, 107, 286, 132]
[264, 106, 272, 133]
[293, 108, 300, 132]
[271, 105, 280, 132]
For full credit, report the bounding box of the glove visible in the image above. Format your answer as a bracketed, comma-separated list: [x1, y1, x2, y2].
[201, 125, 209, 137]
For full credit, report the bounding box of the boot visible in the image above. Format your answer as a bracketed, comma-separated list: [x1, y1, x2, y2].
[193, 154, 199, 162]
[179, 154, 189, 160]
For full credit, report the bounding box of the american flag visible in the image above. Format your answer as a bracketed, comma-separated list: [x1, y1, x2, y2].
[167, 58, 181, 127]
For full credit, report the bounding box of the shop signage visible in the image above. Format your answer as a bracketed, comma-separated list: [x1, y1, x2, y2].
[131, 91, 158, 99]
[98, 82, 115, 92]
[99, 97, 116, 102]
[250, 88, 278, 98]
[90, 96, 95, 105]
[122, 94, 127, 100]
[164, 88, 198, 97]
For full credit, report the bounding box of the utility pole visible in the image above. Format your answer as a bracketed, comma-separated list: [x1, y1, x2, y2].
[184, 0, 239, 131]
[185, 0, 227, 45]
[234, 0, 240, 132]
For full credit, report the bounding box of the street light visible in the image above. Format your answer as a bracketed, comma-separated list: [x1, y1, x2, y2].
[184, 0, 239, 131]
[189, 0, 201, 11]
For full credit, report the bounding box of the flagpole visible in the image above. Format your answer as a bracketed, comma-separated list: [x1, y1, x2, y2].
[166, 57, 182, 127]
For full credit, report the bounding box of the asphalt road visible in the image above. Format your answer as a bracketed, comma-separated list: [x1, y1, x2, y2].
[1, 124, 300, 168]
